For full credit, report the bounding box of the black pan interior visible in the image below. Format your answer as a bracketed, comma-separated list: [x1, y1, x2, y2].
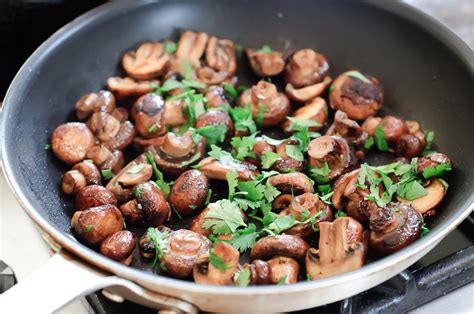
[2, 0, 473, 279]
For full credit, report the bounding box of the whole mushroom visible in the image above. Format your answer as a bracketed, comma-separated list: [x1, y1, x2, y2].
[131, 93, 167, 138]
[75, 185, 118, 212]
[100, 230, 137, 265]
[284, 48, 330, 88]
[268, 172, 313, 195]
[61, 161, 102, 195]
[267, 256, 300, 284]
[87, 112, 136, 151]
[134, 181, 171, 227]
[396, 134, 423, 158]
[75, 90, 115, 121]
[107, 76, 158, 101]
[197, 156, 259, 181]
[205, 85, 234, 108]
[51, 122, 95, 165]
[329, 70, 384, 120]
[250, 234, 309, 262]
[169, 170, 209, 216]
[246, 48, 285, 77]
[193, 242, 240, 285]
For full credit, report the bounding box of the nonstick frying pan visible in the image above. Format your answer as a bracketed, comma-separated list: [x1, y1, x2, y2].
[0, 0, 473, 312]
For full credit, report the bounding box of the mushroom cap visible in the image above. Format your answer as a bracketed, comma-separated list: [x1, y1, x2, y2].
[72, 161, 102, 186]
[361, 116, 382, 136]
[250, 234, 309, 261]
[285, 77, 332, 103]
[282, 97, 327, 133]
[75, 90, 116, 121]
[122, 42, 170, 80]
[268, 172, 313, 195]
[195, 109, 234, 143]
[243, 259, 273, 285]
[381, 116, 409, 144]
[100, 230, 137, 264]
[206, 36, 237, 76]
[193, 242, 240, 285]
[135, 181, 171, 227]
[189, 207, 213, 237]
[396, 134, 423, 158]
[172, 31, 208, 77]
[51, 122, 95, 165]
[107, 76, 157, 101]
[284, 48, 330, 88]
[169, 170, 209, 216]
[267, 256, 300, 284]
[132, 93, 166, 138]
[162, 229, 212, 278]
[197, 156, 259, 181]
[61, 170, 87, 195]
[75, 185, 118, 212]
[326, 110, 368, 149]
[246, 48, 285, 77]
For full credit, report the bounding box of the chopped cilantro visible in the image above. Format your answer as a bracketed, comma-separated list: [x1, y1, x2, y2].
[146, 227, 169, 270]
[226, 171, 239, 200]
[203, 200, 247, 234]
[287, 117, 321, 130]
[231, 134, 257, 160]
[236, 267, 251, 287]
[134, 184, 143, 198]
[170, 204, 183, 219]
[310, 162, 332, 183]
[346, 70, 371, 84]
[234, 43, 243, 54]
[364, 137, 375, 150]
[127, 163, 146, 174]
[101, 169, 114, 180]
[285, 145, 304, 162]
[164, 41, 177, 54]
[182, 59, 194, 80]
[422, 163, 452, 179]
[256, 104, 265, 128]
[306, 273, 312, 281]
[209, 251, 228, 272]
[328, 83, 335, 93]
[335, 210, 347, 218]
[197, 123, 227, 147]
[230, 223, 258, 253]
[145, 152, 170, 198]
[205, 188, 213, 205]
[226, 104, 257, 134]
[277, 275, 288, 285]
[84, 224, 94, 234]
[223, 83, 238, 98]
[44, 143, 51, 150]
[420, 223, 430, 237]
[259, 45, 273, 54]
[439, 178, 449, 192]
[237, 85, 249, 92]
[261, 151, 281, 169]
[83, 159, 93, 164]
[374, 124, 388, 151]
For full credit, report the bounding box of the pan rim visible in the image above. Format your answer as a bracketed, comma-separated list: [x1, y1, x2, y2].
[1, 0, 473, 298]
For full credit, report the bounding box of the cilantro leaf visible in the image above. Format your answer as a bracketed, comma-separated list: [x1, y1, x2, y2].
[231, 223, 258, 253]
[146, 151, 170, 198]
[310, 162, 332, 183]
[209, 251, 228, 272]
[335, 210, 347, 218]
[364, 137, 375, 149]
[420, 223, 430, 237]
[164, 41, 177, 54]
[422, 163, 452, 179]
[346, 70, 371, 84]
[259, 45, 273, 54]
[146, 227, 169, 270]
[236, 267, 251, 287]
[226, 104, 257, 134]
[203, 200, 247, 234]
[285, 145, 304, 161]
[101, 169, 114, 180]
[287, 117, 321, 130]
[264, 180, 281, 203]
[256, 104, 265, 128]
[231, 134, 257, 161]
[197, 123, 227, 147]
[261, 151, 281, 169]
[223, 83, 238, 98]
[374, 125, 388, 151]
[84, 224, 94, 234]
[226, 171, 239, 200]
[277, 275, 288, 285]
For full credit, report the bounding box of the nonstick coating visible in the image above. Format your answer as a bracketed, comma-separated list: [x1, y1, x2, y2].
[1, 0, 473, 308]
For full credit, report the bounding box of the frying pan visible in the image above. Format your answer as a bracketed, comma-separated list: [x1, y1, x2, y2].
[0, 0, 473, 312]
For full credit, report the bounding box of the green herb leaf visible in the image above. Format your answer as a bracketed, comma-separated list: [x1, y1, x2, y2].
[237, 85, 249, 92]
[423, 131, 435, 154]
[335, 210, 347, 218]
[44, 143, 51, 150]
[287, 117, 321, 130]
[346, 70, 371, 84]
[420, 223, 430, 237]
[147, 227, 169, 269]
[171, 204, 183, 219]
[439, 178, 449, 192]
[422, 163, 452, 179]
[277, 275, 288, 285]
[205, 188, 213, 205]
[259, 45, 273, 54]
[223, 83, 238, 98]
[328, 83, 335, 94]
[182, 59, 194, 80]
[285, 145, 304, 162]
[310, 162, 332, 183]
[134, 184, 143, 198]
[374, 125, 388, 151]
[306, 273, 312, 281]
[231, 134, 257, 161]
[234, 43, 243, 54]
[164, 41, 177, 54]
[84, 224, 94, 234]
[83, 159, 93, 164]
[256, 104, 265, 128]
[264, 180, 281, 203]
[127, 163, 146, 174]
[261, 151, 281, 169]
[231, 223, 258, 253]
[209, 251, 228, 272]
[203, 200, 247, 234]
[226, 171, 239, 200]
[226, 104, 257, 134]
[146, 151, 171, 198]
[101, 169, 114, 180]
[364, 137, 375, 150]
[262, 135, 286, 146]
[197, 123, 227, 147]
[236, 267, 251, 287]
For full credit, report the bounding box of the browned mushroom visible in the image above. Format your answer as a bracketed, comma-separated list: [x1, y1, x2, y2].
[273, 194, 293, 211]
[282, 97, 328, 133]
[131, 93, 166, 138]
[307, 135, 354, 181]
[51, 122, 95, 165]
[398, 179, 446, 217]
[197, 156, 259, 181]
[161, 229, 212, 278]
[267, 256, 299, 284]
[240, 259, 273, 285]
[396, 134, 423, 158]
[326, 110, 369, 150]
[172, 31, 208, 78]
[71, 204, 123, 245]
[107, 77, 158, 101]
[75, 90, 115, 120]
[111, 107, 129, 123]
[246, 48, 285, 77]
[72, 161, 102, 185]
[284, 48, 330, 88]
[86, 145, 124, 174]
[87, 112, 136, 151]
[122, 42, 170, 80]
[306, 217, 366, 279]
[361, 116, 382, 136]
[61, 170, 87, 195]
[369, 203, 422, 255]
[285, 76, 332, 102]
[196, 67, 230, 85]
[272, 139, 304, 173]
[379, 116, 409, 144]
[75, 185, 118, 211]
[250, 234, 309, 262]
[119, 199, 142, 225]
[162, 98, 188, 128]
[134, 181, 171, 227]
[100, 230, 137, 265]
[193, 242, 240, 285]
[329, 70, 384, 120]
[189, 207, 213, 237]
[238, 80, 290, 127]
[169, 170, 209, 216]
[416, 153, 452, 175]
[205, 36, 237, 76]
[195, 109, 234, 143]
[281, 193, 333, 238]
[268, 172, 313, 195]
[146, 131, 205, 177]
[204, 85, 234, 108]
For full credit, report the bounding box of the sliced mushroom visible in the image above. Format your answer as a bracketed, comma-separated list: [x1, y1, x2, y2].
[369, 203, 422, 255]
[193, 242, 240, 285]
[284, 48, 330, 88]
[272, 139, 304, 173]
[285, 76, 332, 102]
[71, 204, 123, 245]
[116, 163, 153, 187]
[146, 131, 205, 177]
[239, 80, 290, 127]
[195, 109, 234, 143]
[306, 217, 366, 279]
[267, 256, 299, 284]
[75, 185, 118, 212]
[197, 156, 259, 181]
[61, 170, 87, 195]
[107, 76, 158, 101]
[250, 234, 309, 262]
[282, 97, 328, 133]
[131, 93, 166, 138]
[205, 36, 237, 76]
[329, 70, 384, 120]
[307, 135, 354, 181]
[326, 110, 369, 150]
[122, 42, 170, 80]
[398, 179, 446, 217]
[281, 193, 332, 238]
[241, 259, 273, 285]
[119, 199, 142, 225]
[162, 229, 212, 278]
[51, 122, 95, 165]
[169, 170, 209, 216]
[111, 107, 129, 123]
[172, 31, 208, 77]
[75, 90, 115, 120]
[396, 134, 423, 158]
[135, 181, 171, 227]
[100, 230, 137, 265]
[416, 153, 452, 175]
[246, 48, 285, 77]
[268, 172, 313, 195]
[273, 194, 293, 211]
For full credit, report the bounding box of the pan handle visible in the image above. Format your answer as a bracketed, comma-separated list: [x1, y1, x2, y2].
[0, 249, 198, 314]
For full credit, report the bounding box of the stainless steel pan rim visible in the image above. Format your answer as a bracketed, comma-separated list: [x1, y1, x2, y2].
[1, 0, 473, 302]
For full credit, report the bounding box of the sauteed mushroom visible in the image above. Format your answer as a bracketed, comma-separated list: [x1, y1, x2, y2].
[87, 112, 136, 151]
[193, 242, 240, 285]
[172, 31, 208, 77]
[250, 234, 309, 261]
[369, 203, 422, 255]
[197, 157, 259, 181]
[169, 170, 209, 216]
[361, 116, 382, 136]
[306, 217, 366, 279]
[122, 42, 170, 80]
[240, 259, 273, 285]
[146, 131, 205, 176]
[326, 110, 369, 150]
[86, 144, 124, 174]
[134, 181, 171, 227]
[417, 153, 452, 175]
[131, 93, 166, 138]
[396, 134, 423, 158]
[398, 179, 446, 217]
[51, 122, 95, 165]
[282, 97, 327, 133]
[268, 256, 300, 284]
[205, 36, 237, 76]
[273, 194, 293, 211]
[307, 135, 353, 181]
[246, 48, 285, 77]
[195, 109, 234, 143]
[284, 48, 330, 88]
[163, 98, 187, 128]
[61, 161, 102, 195]
[196, 67, 230, 85]
[205, 85, 234, 108]
[189, 207, 212, 237]
[329, 70, 384, 120]
[268, 172, 313, 195]
[75, 90, 115, 120]
[239, 80, 290, 127]
[75, 185, 118, 212]
[72, 161, 102, 185]
[100, 230, 137, 265]
[272, 139, 304, 173]
[107, 77, 158, 101]
[71, 204, 123, 245]
[162, 229, 212, 278]
[379, 116, 409, 144]
[285, 76, 332, 103]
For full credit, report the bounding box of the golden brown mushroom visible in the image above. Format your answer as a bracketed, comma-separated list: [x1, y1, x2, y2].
[246, 48, 285, 77]
[162, 98, 187, 128]
[397, 179, 446, 217]
[282, 97, 328, 133]
[75, 90, 115, 121]
[240, 259, 273, 285]
[86, 145, 124, 174]
[193, 242, 240, 285]
[75, 185, 118, 212]
[284, 48, 330, 88]
[51, 122, 95, 165]
[396, 134, 423, 158]
[134, 181, 171, 227]
[197, 156, 259, 181]
[100, 230, 137, 265]
[131, 93, 166, 138]
[205, 85, 234, 108]
[285, 76, 332, 102]
[272, 139, 304, 173]
[326, 110, 369, 150]
[172, 31, 208, 78]
[169, 170, 209, 216]
[205, 36, 237, 76]
[122, 42, 170, 80]
[107, 77, 158, 101]
[61, 170, 87, 195]
[87, 112, 136, 151]
[268, 256, 300, 284]
[250, 234, 309, 262]
[416, 153, 452, 175]
[268, 172, 313, 195]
